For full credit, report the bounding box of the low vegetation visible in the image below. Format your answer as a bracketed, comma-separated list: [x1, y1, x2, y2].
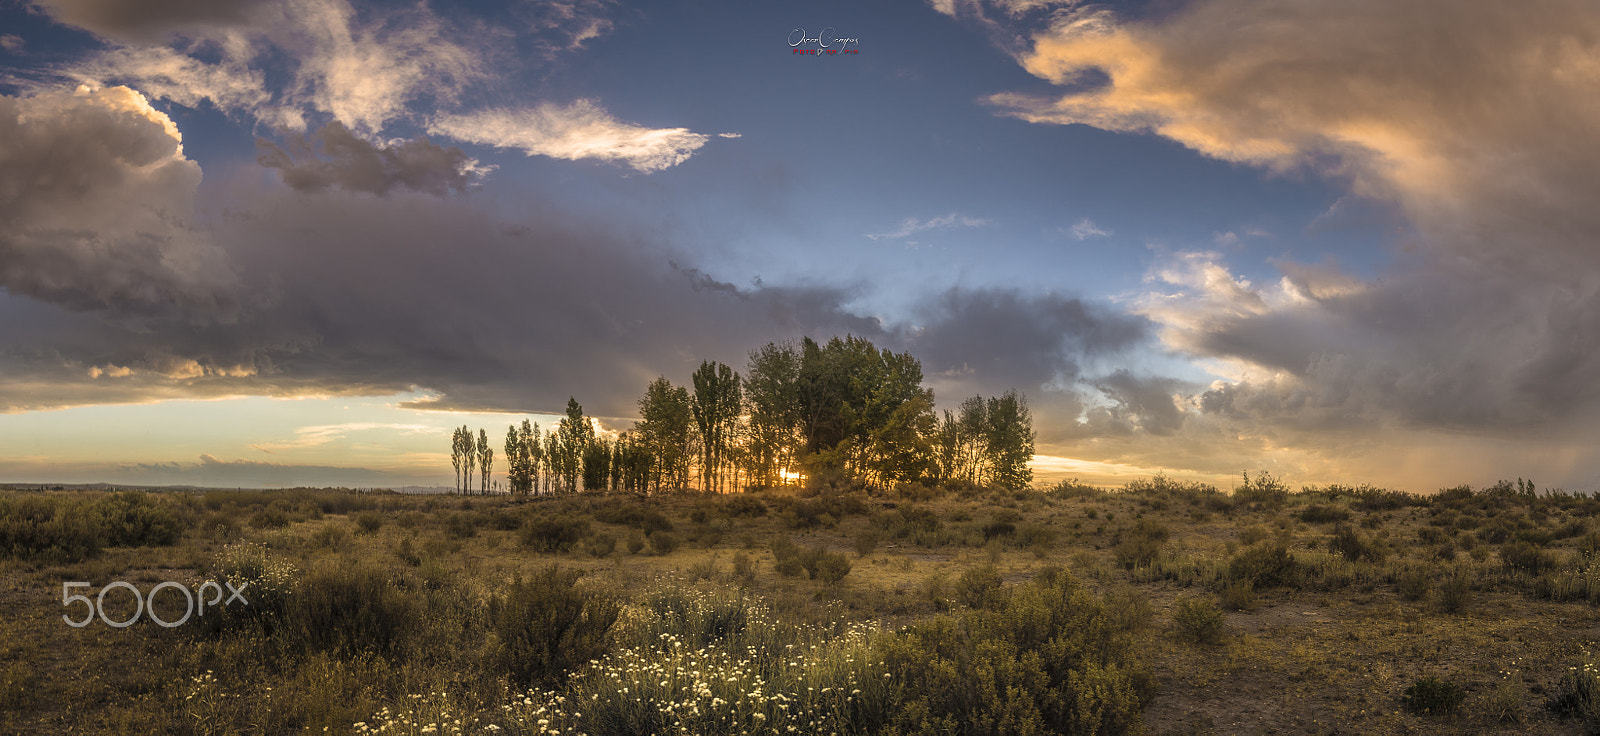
[3, 474, 1600, 733]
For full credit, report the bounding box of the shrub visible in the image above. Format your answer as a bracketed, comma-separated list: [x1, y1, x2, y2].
[94, 492, 185, 547]
[1299, 504, 1350, 524]
[1233, 470, 1288, 507]
[520, 515, 591, 553]
[877, 570, 1151, 735]
[250, 506, 290, 529]
[1329, 523, 1387, 563]
[1402, 676, 1465, 715]
[1227, 543, 1300, 588]
[806, 549, 852, 583]
[1397, 566, 1432, 601]
[1220, 580, 1257, 612]
[486, 567, 619, 687]
[284, 562, 418, 657]
[0, 495, 102, 563]
[444, 512, 478, 539]
[592, 505, 673, 534]
[731, 552, 755, 583]
[1174, 596, 1226, 645]
[580, 531, 617, 558]
[1438, 573, 1471, 613]
[852, 527, 880, 558]
[955, 565, 1006, 610]
[354, 511, 384, 535]
[647, 531, 679, 556]
[1113, 520, 1170, 570]
[1500, 541, 1557, 575]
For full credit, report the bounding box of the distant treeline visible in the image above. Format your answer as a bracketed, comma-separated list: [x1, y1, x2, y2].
[449, 335, 1035, 495]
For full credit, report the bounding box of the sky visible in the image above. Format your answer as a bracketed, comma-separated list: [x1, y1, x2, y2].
[2, 0, 1598, 492]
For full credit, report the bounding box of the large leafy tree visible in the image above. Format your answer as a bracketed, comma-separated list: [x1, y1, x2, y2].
[985, 390, 1035, 490]
[744, 341, 803, 487]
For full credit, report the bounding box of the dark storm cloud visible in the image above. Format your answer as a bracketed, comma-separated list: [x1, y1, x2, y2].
[1093, 370, 1187, 436]
[908, 287, 1146, 388]
[256, 122, 483, 197]
[0, 162, 1154, 427]
[0, 86, 238, 319]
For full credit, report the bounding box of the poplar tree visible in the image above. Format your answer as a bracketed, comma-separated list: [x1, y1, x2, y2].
[477, 428, 494, 494]
[457, 425, 473, 496]
[692, 361, 741, 492]
[451, 426, 467, 492]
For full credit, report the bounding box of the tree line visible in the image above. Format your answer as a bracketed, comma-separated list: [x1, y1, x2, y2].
[451, 334, 1035, 495]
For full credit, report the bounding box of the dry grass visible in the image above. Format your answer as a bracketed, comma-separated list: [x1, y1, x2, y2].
[3, 482, 1600, 733]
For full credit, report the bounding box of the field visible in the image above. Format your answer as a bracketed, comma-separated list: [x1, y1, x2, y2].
[5, 477, 1600, 734]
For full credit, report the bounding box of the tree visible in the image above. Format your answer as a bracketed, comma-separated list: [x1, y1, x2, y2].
[461, 425, 477, 494]
[504, 422, 534, 496]
[636, 377, 693, 493]
[451, 426, 468, 492]
[744, 341, 803, 487]
[477, 428, 494, 494]
[691, 361, 741, 492]
[556, 398, 593, 492]
[985, 390, 1034, 490]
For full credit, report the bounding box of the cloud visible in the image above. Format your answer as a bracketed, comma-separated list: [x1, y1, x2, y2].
[0, 85, 238, 318]
[975, 0, 1600, 484]
[31, 0, 272, 42]
[1, 35, 25, 53]
[51, 0, 486, 135]
[256, 121, 486, 196]
[1068, 217, 1108, 240]
[429, 100, 714, 173]
[867, 213, 990, 240]
[907, 287, 1146, 392]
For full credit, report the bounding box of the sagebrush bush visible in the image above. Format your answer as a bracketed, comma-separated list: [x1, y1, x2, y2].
[877, 569, 1152, 734]
[1174, 595, 1226, 645]
[853, 526, 881, 557]
[592, 504, 673, 533]
[94, 492, 186, 547]
[1113, 519, 1170, 570]
[1500, 540, 1557, 575]
[1329, 523, 1387, 563]
[354, 511, 383, 534]
[1220, 580, 1257, 611]
[647, 530, 679, 555]
[520, 514, 591, 553]
[0, 495, 102, 563]
[1403, 676, 1465, 715]
[487, 566, 620, 687]
[955, 565, 1006, 610]
[1228, 542, 1300, 588]
[1438, 572, 1471, 613]
[284, 562, 419, 657]
[1233, 470, 1289, 507]
[1299, 504, 1351, 524]
[1397, 566, 1432, 601]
